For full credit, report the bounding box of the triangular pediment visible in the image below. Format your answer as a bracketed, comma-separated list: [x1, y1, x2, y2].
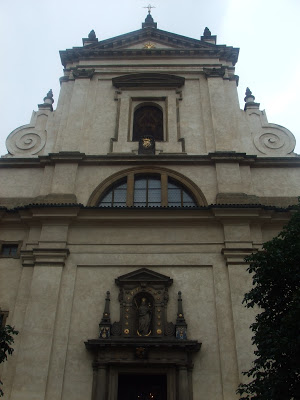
[60, 26, 239, 67]
[83, 28, 216, 51]
[115, 268, 173, 286]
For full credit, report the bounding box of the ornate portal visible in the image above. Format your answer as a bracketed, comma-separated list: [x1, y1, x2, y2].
[85, 268, 201, 400]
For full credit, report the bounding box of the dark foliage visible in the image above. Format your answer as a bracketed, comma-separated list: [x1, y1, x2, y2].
[237, 203, 300, 399]
[0, 325, 18, 397]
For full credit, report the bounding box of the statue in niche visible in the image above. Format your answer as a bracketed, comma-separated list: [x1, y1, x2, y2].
[136, 297, 152, 336]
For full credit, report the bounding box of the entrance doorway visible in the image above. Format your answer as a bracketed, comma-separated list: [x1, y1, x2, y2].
[117, 374, 167, 400]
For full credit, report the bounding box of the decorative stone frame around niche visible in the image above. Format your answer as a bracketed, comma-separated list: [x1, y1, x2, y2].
[87, 166, 208, 207]
[111, 73, 185, 154]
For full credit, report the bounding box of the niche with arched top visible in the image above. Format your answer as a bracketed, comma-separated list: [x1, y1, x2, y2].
[132, 104, 163, 141]
[134, 292, 154, 337]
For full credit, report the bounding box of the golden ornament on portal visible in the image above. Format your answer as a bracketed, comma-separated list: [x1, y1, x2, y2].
[138, 135, 155, 155]
[144, 42, 156, 49]
[142, 137, 152, 148]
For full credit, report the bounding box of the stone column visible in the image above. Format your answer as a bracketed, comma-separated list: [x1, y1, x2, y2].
[178, 366, 189, 400]
[95, 365, 107, 400]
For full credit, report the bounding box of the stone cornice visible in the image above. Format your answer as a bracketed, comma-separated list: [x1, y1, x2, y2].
[0, 204, 295, 226]
[221, 247, 258, 266]
[85, 337, 201, 353]
[1, 152, 300, 168]
[60, 47, 238, 67]
[21, 248, 70, 267]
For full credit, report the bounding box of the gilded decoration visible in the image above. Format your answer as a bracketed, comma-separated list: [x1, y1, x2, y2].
[144, 42, 156, 49]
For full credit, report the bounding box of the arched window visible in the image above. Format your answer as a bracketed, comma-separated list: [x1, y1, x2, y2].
[167, 178, 197, 207]
[97, 173, 199, 208]
[134, 175, 161, 207]
[132, 105, 163, 141]
[97, 179, 127, 207]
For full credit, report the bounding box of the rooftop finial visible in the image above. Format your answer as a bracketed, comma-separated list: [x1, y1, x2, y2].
[45, 89, 53, 101]
[245, 87, 253, 99]
[244, 87, 256, 103]
[203, 27, 211, 37]
[244, 87, 260, 111]
[142, 5, 157, 29]
[143, 4, 155, 14]
[38, 89, 54, 111]
[82, 29, 98, 46]
[201, 27, 216, 44]
[88, 29, 96, 40]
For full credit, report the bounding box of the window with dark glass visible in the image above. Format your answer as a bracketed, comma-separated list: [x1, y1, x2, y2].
[134, 175, 161, 207]
[0, 244, 19, 257]
[132, 105, 163, 141]
[167, 178, 197, 207]
[98, 179, 127, 207]
[97, 174, 198, 208]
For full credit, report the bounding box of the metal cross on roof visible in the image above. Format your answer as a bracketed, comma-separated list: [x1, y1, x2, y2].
[143, 4, 155, 14]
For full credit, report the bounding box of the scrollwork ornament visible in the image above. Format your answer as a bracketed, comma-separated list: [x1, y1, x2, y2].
[253, 125, 295, 156]
[165, 321, 175, 336]
[6, 127, 47, 156]
[111, 321, 122, 336]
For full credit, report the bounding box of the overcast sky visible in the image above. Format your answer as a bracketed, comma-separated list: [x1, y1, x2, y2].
[0, 0, 299, 155]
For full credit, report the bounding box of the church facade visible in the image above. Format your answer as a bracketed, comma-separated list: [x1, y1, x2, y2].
[0, 13, 299, 400]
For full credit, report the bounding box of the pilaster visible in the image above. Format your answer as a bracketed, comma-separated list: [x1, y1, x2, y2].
[10, 248, 69, 400]
[207, 76, 232, 152]
[212, 253, 240, 400]
[222, 247, 258, 381]
[62, 77, 92, 151]
[178, 366, 189, 400]
[113, 94, 131, 153]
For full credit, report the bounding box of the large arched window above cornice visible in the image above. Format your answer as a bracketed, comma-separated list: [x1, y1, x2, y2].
[88, 167, 207, 207]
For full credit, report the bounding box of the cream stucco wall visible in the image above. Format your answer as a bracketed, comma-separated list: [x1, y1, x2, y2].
[0, 208, 295, 400]
[0, 22, 299, 400]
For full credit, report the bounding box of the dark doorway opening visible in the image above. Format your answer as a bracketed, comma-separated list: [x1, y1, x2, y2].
[118, 374, 167, 400]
